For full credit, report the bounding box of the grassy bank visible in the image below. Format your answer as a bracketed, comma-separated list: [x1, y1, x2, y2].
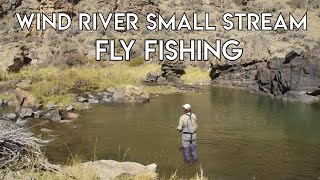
[181, 67, 211, 85]
[0, 64, 210, 108]
[0, 64, 166, 108]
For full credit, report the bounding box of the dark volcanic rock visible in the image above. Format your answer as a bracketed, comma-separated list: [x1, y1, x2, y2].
[255, 47, 320, 99]
[158, 60, 185, 85]
[210, 46, 320, 104]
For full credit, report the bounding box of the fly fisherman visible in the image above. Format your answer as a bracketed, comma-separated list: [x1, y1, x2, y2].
[177, 104, 198, 162]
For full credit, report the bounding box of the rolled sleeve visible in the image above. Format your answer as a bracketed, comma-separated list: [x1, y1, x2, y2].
[177, 117, 183, 131]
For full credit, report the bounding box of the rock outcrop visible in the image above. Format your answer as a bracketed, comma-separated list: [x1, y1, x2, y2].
[7, 46, 32, 72]
[210, 47, 320, 104]
[157, 60, 186, 85]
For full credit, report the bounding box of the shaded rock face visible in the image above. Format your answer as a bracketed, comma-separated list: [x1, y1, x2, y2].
[210, 47, 320, 103]
[253, 48, 320, 97]
[158, 60, 186, 85]
[7, 46, 32, 73]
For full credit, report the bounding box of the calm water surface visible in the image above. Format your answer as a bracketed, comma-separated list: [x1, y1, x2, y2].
[27, 87, 320, 179]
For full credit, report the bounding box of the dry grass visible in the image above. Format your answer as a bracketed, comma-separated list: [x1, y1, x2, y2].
[181, 67, 211, 85]
[2, 64, 160, 107]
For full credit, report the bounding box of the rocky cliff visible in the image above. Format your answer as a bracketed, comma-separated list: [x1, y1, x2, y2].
[0, 0, 319, 71]
[211, 47, 320, 103]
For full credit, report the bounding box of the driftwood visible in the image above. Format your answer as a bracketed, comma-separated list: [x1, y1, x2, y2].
[0, 119, 55, 171]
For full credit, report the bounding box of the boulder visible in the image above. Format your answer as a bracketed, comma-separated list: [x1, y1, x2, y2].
[15, 88, 38, 108]
[101, 98, 112, 103]
[33, 110, 43, 119]
[46, 110, 62, 121]
[2, 113, 17, 121]
[46, 102, 56, 110]
[82, 102, 92, 110]
[19, 107, 34, 119]
[88, 99, 100, 104]
[284, 91, 319, 104]
[144, 72, 159, 82]
[15, 117, 28, 126]
[77, 97, 88, 103]
[65, 160, 157, 180]
[87, 94, 96, 99]
[113, 85, 150, 103]
[146, 163, 157, 173]
[65, 105, 74, 112]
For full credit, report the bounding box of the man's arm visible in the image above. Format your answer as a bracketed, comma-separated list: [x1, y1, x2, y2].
[176, 116, 183, 131]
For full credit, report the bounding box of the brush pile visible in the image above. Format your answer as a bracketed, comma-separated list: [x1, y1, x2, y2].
[0, 119, 48, 170]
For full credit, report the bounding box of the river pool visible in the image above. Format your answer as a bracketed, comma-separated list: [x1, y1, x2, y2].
[27, 87, 320, 179]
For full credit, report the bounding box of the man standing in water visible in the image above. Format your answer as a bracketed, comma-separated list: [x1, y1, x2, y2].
[177, 104, 198, 162]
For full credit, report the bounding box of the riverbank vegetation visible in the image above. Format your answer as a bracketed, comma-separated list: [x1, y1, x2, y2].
[0, 63, 185, 108]
[0, 63, 210, 109]
[181, 67, 211, 85]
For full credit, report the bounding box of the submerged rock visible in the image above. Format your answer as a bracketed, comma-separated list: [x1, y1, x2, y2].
[59, 120, 73, 123]
[41, 128, 53, 132]
[67, 112, 79, 119]
[284, 91, 319, 104]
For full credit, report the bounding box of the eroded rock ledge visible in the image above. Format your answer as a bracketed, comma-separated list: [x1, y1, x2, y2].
[210, 46, 320, 104]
